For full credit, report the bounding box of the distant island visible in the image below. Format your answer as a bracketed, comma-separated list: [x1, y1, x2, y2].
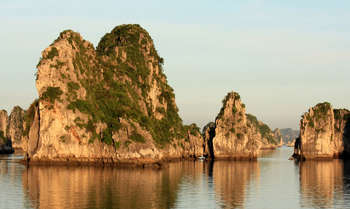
[280, 128, 299, 146]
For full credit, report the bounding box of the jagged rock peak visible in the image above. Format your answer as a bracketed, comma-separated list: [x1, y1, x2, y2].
[209, 91, 280, 159]
[212, 91, 258, 159]
[216, 91, 245, 121]
[97, 24, 162, 60]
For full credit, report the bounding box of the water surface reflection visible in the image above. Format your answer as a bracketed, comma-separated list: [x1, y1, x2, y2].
[22, 163, 190, 209]
[1, 148, 350, 209]
[300, 160, 347, 208]
[21, 160, 260, 209]
[212, 161, 258, 208]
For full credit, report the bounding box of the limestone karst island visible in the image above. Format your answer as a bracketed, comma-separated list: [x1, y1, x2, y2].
[2, 24, 348, 165]
[1, 25, 286, 165]
[1, 2, 350, 208]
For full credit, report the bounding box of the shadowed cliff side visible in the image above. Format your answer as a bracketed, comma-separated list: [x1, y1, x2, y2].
[0, 130, 14, 154]
[202, 122, 215, 159]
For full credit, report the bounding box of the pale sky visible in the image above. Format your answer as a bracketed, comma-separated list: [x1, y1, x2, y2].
[1, 0, 349, 130]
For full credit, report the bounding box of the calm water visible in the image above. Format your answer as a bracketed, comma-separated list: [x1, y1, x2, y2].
[1, 147, 350, 209]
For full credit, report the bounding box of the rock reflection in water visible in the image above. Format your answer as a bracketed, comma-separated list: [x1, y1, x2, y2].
[300, 160, 344, 208]
[212, 161, 259, 209]
[22, 163, 190, 209]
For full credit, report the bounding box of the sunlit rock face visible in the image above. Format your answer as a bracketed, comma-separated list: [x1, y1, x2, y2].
[273, 128, 283, 146]
[0, 110, 8, 137]
[206, 91, 279, 160]
[6, 106, 26, 149]
[0, 110, 14, 154]
[26, 24, 203, 165]
[298, 102, 350, 159]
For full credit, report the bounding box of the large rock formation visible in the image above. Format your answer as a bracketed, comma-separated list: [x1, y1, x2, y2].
[7, 106, 26, 149]
[0, 109, 15, 154]
[26, 24, 203, 165]
[273, 128, 283, 147]
[0, 109, 9, 153]
[295, 102, 350, 159]
[0, 130, 14, 154]
[202, 122, 215, 158]
[203, 91, 279, 160]
[0, 110, 8, 136]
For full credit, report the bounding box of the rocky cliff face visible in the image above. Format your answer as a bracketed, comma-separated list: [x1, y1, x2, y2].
[0, 108, 28, 152]
[7, 106, 26, 149]
[273, 128, 283, 146]
[0, 110, 8, 136]
[0, 130, 14, 154]
[202, 122, 215, 158]
[297, 102, 350, 159]
[27, 24, 203, 165]
[203, 92, 278, 160]
[0, 111, 14, 153]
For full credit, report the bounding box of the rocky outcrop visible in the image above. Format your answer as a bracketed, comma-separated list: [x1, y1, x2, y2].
[26, 24, 203, 165]
[273, 128, 283, 147]
[294, 102, 350, 159]
[7, 106, 26, 149]
[246, 113, 279, 150]
[0, 110, 8, 136]
[203, 92, 279, 160]
[202, 122, 215, 158]
[334, 108, 350, 157]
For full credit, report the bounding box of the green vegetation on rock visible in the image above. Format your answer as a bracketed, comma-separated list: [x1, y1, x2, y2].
[41, 24, 197, 146]
[302, 102, 332, 128]
[246, 113, 276, 144]
[46, 47, 59, 60]
[41, 87, 63, 104]
[130, 131, 146, 143]
[313, 102, 331, 121]
[216, 92, 241, 120]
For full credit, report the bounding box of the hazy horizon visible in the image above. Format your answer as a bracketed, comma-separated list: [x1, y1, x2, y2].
[1, 1, 349, 130]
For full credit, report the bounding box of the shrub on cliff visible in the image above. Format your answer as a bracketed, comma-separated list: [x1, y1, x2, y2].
[41, 87, 63, 104]
[46, 47, 59, 60]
